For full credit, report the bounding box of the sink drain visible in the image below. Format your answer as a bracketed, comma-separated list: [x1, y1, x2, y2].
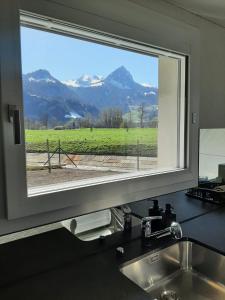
[160, 290, 180, 300]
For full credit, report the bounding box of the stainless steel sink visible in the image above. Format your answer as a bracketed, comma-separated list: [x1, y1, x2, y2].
[120, 241, 225, 300]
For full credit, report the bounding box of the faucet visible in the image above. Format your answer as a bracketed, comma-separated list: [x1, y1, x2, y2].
[169, 222, 183, 239]
[141, 216, 163, 238]
[141, 216, 183, 244]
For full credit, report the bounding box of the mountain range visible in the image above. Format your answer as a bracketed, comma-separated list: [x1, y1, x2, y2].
[22, 66, 158, 125]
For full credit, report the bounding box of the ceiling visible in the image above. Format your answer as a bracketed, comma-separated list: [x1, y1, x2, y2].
[166, 0, 225, 28]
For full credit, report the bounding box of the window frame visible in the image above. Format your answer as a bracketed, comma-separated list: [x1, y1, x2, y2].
[0, 2, 199, 220]
[21, 13, 187, 195]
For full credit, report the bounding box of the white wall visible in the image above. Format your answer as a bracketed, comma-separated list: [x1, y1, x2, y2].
[199, 129, 225, 180]
[158, 56, 179, 169]
[129, 0, 225, 129]
[0, 0, 223, 234]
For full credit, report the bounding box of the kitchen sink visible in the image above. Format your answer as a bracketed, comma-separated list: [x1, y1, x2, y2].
[120, 240, 225, 300]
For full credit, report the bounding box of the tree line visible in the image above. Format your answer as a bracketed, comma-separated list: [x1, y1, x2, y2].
[25, 104, 158, 130]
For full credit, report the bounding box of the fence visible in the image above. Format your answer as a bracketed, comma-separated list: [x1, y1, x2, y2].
[25, 138, 158, 173]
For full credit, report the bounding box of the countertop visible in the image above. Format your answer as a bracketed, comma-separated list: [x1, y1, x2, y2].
[0, 193, 224, 300]
[130, 191, 219, 223]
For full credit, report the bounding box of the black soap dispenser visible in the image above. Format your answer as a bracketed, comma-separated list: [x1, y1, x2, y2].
[163, 204, 176, 228]
[148, 199, 163, 232]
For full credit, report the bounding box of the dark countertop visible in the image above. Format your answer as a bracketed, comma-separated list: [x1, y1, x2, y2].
[130, 191, 219, 223]
[0, 193, 224, 300]
[182, 207, 225, 252]
[0, 227, 176, 300]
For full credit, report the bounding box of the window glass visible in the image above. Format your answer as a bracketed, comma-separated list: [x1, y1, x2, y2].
[20, 25, 186, 196]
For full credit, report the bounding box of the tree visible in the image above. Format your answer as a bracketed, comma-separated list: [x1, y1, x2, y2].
[40, 113, 49, 129]
[128, 110, 133, 129]
[138, 103, 146, 128]
[24, 117, 32, 130]
[101, 109, 111, 128]
[79, 113, 93, 128]
[113, 108, 123, 128]
[24, 118, 43, 130]
[101, 108, 123, 128]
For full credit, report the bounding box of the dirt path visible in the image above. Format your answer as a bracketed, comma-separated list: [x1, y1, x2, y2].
[27, 168, 121, 188]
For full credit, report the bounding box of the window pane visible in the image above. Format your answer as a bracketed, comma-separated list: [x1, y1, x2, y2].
[20, 25, 186, 196]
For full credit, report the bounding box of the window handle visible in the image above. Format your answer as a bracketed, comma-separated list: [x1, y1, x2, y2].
[8, 105, 21, 145]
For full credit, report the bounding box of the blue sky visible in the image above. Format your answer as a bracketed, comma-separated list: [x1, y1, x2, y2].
[20, 27, 158, 87]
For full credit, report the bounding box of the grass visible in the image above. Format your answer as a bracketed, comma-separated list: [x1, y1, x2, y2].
[25, 128, 157, 157]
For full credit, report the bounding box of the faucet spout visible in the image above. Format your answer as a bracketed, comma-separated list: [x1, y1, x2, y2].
[141, 216, 183, 246]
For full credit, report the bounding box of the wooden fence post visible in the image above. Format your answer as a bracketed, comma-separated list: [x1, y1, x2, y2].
[47, 139, 52, 173]
[137, 139, 140, 171]
[58, 139, 61, 166]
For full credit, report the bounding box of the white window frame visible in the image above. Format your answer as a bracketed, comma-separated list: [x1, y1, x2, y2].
[0, 1, 199, 220]
[21, 13, 187, 195]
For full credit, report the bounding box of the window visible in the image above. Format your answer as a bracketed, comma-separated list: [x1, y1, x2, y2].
[20, 15, 186, 197]
[1, 8, 199, 219]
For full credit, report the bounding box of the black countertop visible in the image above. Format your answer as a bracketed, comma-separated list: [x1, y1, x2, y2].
[182, 207, 225, 252]
[0, 194, 224, 300]
[130, 191, 219, 223]
[0, 228, 177, 300]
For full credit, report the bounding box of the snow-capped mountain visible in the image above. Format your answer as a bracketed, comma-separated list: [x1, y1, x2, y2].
[105, 66, 137, 89]
[23, 66, 158, 125]
[25, 69, 55, 82]
[23, 70, 99, 124]
[23, 69, 75, 99]
[63, 75, 104, 88]
[72, 66, 158, 112]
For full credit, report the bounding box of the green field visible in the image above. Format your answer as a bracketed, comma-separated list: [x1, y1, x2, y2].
[25, 128, 157, 157]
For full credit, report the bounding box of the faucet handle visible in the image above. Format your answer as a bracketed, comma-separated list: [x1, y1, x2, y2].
[149, 216, 162, 220]
[141, 216, 162, 228]
[142, 216, 162, 223]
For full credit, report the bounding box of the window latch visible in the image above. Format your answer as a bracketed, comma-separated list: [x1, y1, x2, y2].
[8, 105, 22, 145]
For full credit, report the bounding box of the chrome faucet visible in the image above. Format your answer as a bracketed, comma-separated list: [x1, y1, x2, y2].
[142, 216, 163, 238]
[170, 222, 183, 240]
[141, 216, 183, 242]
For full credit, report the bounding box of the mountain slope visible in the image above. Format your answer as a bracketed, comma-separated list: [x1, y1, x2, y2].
[23, 70, 99, 124]
[23, 67, 158, 126]
[72, 66, 158, 112]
